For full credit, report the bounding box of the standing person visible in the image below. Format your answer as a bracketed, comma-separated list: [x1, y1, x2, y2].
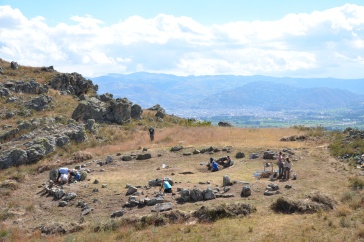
[160, 178, 172, 193]
[148, 127, 155, 141]
[277, 152, 284, 179]
[283, 157, 293, 180]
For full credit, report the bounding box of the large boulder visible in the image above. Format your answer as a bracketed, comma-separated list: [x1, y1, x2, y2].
[131, 104, 143, 120]
[72, 97, 132, 124]
[10, 61, 18, 69]
[72, 98, 106, 122]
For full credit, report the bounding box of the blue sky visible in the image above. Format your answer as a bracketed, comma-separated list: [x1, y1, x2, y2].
[1, 1, 364, 78]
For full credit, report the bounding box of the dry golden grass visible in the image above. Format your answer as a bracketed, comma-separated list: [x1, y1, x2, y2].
[85, 126, 305, 156]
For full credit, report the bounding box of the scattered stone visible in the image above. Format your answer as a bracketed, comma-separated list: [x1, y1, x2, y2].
[59, 201, 68, 207]
[101, 184, 107, 188]
[122, 155, 132, 161]
[170, 145, 183, 152]
[126, 186, 138, 195]
[241, 185, 251, 197]
[62, 192, 77, 202]
[136, 153, 152, 160]
[111, 210, 125, 218]
[235, 151, 245, 159]
[151, 202, 173, 212]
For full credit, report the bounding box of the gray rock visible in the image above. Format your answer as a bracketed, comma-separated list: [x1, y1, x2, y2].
[58, 201, 68, 207]
[151, 202, 173, 212]
[136, 153, 151, 160]
[10, 61, 18, 69]
[170, 145, 183, 152]
[110, 210, 125, 218]
[203, 188, 216, 200]
[122, 155, 132, 161]
[190, 189, 204, 202]
[25, 94, 53, 111]
[85, 119, 98, 134]
[105, 155, 113, 164]
[126, 186, 138, 195]
[49, 168, 58, 181]
[180, 189, 191, 202]
[54, 189, 65, 199]
[131, 104, 143, 120]
[49, 73, 97, 96]
[241, 185, 251, 197]
[223, 175, 232, 187]
[62, 192, 77, 201]
[235, 151, 245, 159]
[146, 197, 164, 206]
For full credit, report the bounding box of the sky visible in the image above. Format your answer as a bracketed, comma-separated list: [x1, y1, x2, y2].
[0, 1, 364, 78]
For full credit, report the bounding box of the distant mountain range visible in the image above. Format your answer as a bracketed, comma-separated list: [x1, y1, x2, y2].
[90, 72, 364, 113]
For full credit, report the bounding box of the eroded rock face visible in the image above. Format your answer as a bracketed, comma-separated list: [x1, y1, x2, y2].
[0, 118, 88, 169]
[49, 73, 98, 96]
[0, 80, 48, 95]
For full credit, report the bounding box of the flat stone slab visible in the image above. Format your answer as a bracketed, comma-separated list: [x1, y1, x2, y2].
[151, 202, 173, 212]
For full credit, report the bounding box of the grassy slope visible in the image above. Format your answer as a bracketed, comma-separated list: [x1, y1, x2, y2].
[0, 59, 364, 241]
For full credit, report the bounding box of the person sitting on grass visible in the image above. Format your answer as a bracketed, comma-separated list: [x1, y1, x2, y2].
[160, 178, 172, 193]
[211, 161, 219, 172]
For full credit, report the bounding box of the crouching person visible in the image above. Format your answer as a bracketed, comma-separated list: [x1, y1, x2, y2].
[211, 161, 219, 172]
[56, 167, 69, 183]
[160, 179, 172, 193]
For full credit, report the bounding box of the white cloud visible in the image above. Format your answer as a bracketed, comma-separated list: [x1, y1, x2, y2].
[0, 4, 364, 78]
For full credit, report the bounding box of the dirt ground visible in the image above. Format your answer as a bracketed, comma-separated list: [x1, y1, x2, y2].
[0, 136, 354, 239]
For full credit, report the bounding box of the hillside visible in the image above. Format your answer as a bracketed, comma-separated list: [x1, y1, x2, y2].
[91, 72, 364, 112]
[1, 59, 364, 241]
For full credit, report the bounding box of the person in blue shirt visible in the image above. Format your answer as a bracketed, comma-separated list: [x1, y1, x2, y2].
[211, 161, 219, 172]
[160, 179, 172, 193]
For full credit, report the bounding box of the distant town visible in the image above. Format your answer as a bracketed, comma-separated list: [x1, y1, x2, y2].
[167, 107, 364, 130]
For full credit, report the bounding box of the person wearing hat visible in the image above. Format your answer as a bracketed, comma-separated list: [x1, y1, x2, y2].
[160, 178, 172, 193]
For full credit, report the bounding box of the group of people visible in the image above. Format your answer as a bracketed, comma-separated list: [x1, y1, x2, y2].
[208, 156, 233, 172]
[277, 152, 294, 180]
[56, 167, 80, 184]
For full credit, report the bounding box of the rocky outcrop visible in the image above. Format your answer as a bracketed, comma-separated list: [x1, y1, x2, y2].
[72, 96, 132, 124]
[0, 80, 48, 95]
[49, 73, 98, 96]
[0, 118, 88, 169]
